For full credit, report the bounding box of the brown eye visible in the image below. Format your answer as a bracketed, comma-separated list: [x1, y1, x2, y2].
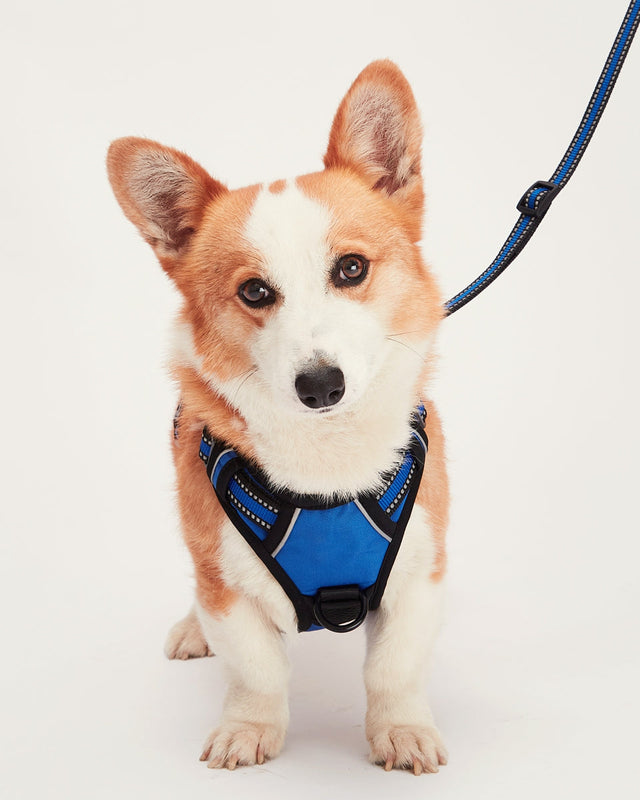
[239, 279, 276, 308]
[333, 254, 369, 287]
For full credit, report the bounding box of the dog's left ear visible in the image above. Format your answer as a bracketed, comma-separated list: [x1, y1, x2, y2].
[324, 60, 424, 222]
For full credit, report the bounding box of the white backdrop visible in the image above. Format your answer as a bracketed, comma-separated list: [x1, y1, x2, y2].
[1, 1, 639, 798]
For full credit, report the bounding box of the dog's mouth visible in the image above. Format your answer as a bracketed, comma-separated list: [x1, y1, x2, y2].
[295, 397, 350, 417]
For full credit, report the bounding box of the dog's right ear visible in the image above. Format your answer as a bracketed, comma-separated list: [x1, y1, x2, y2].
[324, 61, 424, 233]
[106, 137, 227, 272]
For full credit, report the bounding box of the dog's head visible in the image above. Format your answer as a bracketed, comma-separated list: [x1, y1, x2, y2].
[107, 61, 443, 426]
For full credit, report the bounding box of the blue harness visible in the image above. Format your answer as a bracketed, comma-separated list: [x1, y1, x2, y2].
[193, 407, 428, 632]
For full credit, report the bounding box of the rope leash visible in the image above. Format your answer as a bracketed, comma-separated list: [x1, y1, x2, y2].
[444, 0, 640, 317]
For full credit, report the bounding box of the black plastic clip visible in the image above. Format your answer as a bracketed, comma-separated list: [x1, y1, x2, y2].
[313, 585, 369, 633]
[517, 180, 561, 219]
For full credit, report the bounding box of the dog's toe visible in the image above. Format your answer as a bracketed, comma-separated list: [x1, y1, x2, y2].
[201, 722, 285, 769]
[369, 724, 447, 775]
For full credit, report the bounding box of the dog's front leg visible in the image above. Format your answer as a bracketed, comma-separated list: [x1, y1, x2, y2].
[196, 596, 290, 769]
[364, 568, 447, 775]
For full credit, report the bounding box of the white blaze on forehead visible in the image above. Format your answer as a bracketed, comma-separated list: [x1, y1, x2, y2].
[244, 180, 332, 297]
[239, 178, 389, 429]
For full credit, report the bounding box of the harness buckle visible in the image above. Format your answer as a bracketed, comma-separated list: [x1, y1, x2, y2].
[516, 180, 561, 219]
[313, 585, 369, 633]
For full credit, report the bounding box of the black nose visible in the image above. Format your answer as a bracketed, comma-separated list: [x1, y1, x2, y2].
[295, 366, 345, 409]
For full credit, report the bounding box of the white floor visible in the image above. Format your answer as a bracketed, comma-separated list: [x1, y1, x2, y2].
[4, 532, 639, 800]
[2, 1, 640, 798]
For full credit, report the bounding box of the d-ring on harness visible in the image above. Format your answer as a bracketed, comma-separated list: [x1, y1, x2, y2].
[445, 1, 640, 316]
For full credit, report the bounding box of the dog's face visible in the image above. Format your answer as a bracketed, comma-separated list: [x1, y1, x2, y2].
[107, 62, 443, 425]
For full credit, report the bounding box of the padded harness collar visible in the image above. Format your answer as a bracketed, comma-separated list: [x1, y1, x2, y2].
[187, 406, 428, 633]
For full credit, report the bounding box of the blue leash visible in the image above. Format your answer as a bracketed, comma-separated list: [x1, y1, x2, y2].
[445, 1, 640, 316]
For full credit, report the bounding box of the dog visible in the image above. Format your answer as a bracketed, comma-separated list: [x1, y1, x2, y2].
[107, 60, 449, 774]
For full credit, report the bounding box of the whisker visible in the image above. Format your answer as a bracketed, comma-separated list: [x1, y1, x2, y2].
[231, 367, 258, 406]
[386, 329, 424, 337]
[385, 335, 429, 365]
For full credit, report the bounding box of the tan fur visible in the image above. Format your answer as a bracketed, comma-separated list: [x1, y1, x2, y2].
[299, 169, 442, 337]
[419, 401, 449, 581]
[268, 179, 287, 194]
[324, 60, 424, 240]
[106, 137, 227, 268]
[107, 59, 450, 773]
[171, 393, 239, 617]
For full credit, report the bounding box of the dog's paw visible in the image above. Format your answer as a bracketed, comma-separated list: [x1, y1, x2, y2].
[164, 609, 213, 660]
[368, 724, 448, 775]
[199, 722, 285, 770]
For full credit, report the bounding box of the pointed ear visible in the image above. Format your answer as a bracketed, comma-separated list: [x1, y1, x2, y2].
[106, 137, 227, 269]
[324, 60, 423, 213]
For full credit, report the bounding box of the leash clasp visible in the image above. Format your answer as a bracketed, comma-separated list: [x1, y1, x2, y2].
[516, 180, 561, 219]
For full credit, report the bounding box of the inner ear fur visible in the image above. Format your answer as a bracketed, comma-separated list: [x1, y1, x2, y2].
[324, 60, 424, 219]
[107, 137, 227, 268]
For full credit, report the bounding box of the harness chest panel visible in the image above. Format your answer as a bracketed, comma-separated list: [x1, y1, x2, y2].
[195, 409, 428, 632]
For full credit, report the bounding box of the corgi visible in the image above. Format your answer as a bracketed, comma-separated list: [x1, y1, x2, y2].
[107, 60, 449, 775]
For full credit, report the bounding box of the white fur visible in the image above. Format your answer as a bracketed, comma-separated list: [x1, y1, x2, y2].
[164, 605, 213, 660]
[217, 517, 298, 635]
[195, 594, 290, 767]
[170, 181, 434, 497]
[168, 179, 446, 772]
[244, 181, 383, 415]
[363, 506, 447, 769]
[188, 493, 446, 770]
